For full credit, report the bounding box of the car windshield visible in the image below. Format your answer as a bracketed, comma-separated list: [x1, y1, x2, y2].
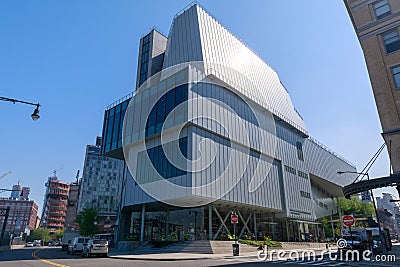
[78, 238, 84, 243]
[343, 236, 361, 241]
[94, 240, 107, 245]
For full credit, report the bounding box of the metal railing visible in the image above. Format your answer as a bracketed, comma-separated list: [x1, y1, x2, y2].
[308, 137, 356, 168]
[106, 91, 134, 110]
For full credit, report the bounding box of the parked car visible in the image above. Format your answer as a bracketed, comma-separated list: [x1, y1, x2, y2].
[25, 242, 34, 247]
[61, 231, 79, 251]
[67, 237, 90, 255]
[81, 239, 108, 257]
[33, 240, 41, 246]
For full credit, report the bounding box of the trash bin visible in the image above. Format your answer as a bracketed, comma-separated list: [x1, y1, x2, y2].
[232, 243, 239, 256]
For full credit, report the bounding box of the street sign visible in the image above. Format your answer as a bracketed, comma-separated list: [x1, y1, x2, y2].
[361, 191, 372, 203]
[0, 208, 7, 216]
[342, 215, 355, 227]
[231, 213, 238, 224]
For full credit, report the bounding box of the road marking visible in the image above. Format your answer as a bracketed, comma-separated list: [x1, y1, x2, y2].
[32, 248, 70, 267]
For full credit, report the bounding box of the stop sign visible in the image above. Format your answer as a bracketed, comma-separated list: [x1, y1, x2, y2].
[231, 213, 238, 224]
[342, 215, 355, 227]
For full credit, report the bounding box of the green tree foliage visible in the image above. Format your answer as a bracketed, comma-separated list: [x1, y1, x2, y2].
[338, 196, 375, 216]
[318, 196, 376, 239]
[75, 208, 98, 237]
[30, 228, 51, 243]
[53, 228, 65, 240]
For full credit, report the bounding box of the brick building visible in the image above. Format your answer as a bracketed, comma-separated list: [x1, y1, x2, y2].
[65, 181, 79, 230]
[40, 176, 70, 230]
[344, 0, 400, 175]
[0, 198, 38, 236]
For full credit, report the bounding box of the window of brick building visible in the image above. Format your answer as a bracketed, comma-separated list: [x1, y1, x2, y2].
[382, 29, 400, 53]
[391, 65, 400, 88]
[373, 0, 391, 19]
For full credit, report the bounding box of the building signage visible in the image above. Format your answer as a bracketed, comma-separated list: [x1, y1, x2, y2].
[361, 191, 372, 203]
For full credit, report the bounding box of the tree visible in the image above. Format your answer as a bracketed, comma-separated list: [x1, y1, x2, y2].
[338, 196, 375, 217]
[318, 196, 376, 240]
[53, 228, 65, 240]
[75, 208, 98, 237]
[30, 228, 51, 245]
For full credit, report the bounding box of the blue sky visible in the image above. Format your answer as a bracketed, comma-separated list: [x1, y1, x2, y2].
[0, 0, 396, 213]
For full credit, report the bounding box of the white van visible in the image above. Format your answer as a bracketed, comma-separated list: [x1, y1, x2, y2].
[67, 237, 90, 255]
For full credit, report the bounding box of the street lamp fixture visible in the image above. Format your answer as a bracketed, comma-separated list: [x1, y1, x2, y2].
[0, 96, 41, 120]
[31, 104, 40, 120]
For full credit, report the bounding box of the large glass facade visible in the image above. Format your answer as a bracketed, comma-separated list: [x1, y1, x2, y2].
[136, 137, 187, 184]
[127, 208, 205, 241]
[139, 33, 151, 86]
[145, 84, 188, 137]
[101, 99, 129, 155]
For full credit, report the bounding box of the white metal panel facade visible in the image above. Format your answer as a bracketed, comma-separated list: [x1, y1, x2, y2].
[163, 4, 307, 135]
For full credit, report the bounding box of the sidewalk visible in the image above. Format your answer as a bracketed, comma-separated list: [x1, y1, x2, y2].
[11, 245, 25, 250]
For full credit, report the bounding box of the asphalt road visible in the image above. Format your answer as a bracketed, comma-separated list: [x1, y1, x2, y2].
[0, 247, 254, 267]
[0, 246, 397, 267]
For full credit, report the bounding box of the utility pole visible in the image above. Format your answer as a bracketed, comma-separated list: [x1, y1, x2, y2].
[0, 207, 10, 243]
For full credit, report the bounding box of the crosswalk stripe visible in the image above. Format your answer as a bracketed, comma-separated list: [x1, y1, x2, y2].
[311, 261, 335, 265]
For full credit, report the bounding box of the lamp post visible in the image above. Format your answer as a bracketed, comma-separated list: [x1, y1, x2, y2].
[337, 171, 387, 253]
[0, 96, 40, 120]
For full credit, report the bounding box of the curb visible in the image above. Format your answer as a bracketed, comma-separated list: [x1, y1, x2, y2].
[109, 255, 214, 261]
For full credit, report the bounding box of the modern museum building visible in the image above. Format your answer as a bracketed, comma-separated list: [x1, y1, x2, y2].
[100, 4, 356, 243]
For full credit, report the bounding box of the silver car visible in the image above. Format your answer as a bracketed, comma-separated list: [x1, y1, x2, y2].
[81, 239, 108, 257]
[67, 237, 90, 255]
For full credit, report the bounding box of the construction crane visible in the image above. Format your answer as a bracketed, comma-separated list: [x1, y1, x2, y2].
[53, 167, 63, 177]
[0, 171, 11, 180]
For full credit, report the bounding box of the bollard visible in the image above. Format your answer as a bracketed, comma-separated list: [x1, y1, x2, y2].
[232, 243, 239, 256]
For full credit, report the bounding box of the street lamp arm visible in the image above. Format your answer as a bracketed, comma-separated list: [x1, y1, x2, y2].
[0, 96, 41, 120]
[0, 189, 24, 196]
[0, 189, 20, 192]
[0, 97, 40, 107]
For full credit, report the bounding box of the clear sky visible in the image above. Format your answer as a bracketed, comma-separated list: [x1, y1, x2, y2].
[0, 0, 397, 213]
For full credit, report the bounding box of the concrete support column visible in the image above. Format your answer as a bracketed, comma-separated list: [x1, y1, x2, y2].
[166, 209, 170, 239]
[337, 197, 342, 234]
[208, 205, 212, 240]
[117, 210, 130, 245]
[253, 211, 257, 241]
[331, 200, 335, 239]
[130, 212, 134, 234]
[286, 221, 290, 242]
[140, 205, 145, 242]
